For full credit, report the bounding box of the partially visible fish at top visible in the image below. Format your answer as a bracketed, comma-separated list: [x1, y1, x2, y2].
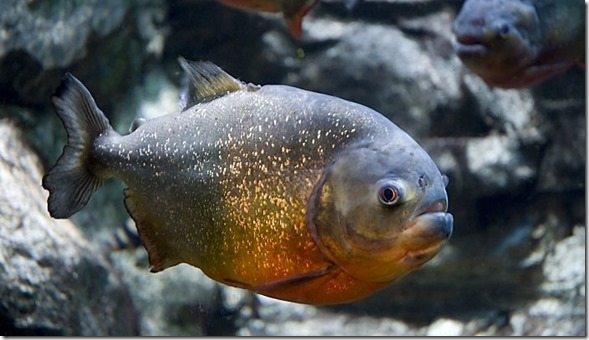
[452, 0, 585, 88]
[217, 0, 318, 39]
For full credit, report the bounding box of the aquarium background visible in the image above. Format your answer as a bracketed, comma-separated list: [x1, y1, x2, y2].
[0, 0, 585, 336]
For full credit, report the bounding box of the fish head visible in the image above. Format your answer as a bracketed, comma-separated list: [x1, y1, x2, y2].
[308, 141, 453, 283]
[452, 0, 542, 85]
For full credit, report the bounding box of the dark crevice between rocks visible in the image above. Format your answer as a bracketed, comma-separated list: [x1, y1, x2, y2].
[428, 100, 491, 138]
[476, 191, 584, 238]
[0, 309, 62, 336]
[65, 12, 157, 117]
[323, 259, 543, 326]
[203, 285, 240, 336]
[204, 304, 240, 336]
[0, 50, 62, 108]
[531, 68, 585, 101]
[314, 0, 464, 26]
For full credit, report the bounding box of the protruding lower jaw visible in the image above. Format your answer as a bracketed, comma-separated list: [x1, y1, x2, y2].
[399, 213, 453, 266]
[416, 210, 452, 239]
[454, 42, 489, 58]
[453, 33, 490, 58]
[400, 199, 453, 263]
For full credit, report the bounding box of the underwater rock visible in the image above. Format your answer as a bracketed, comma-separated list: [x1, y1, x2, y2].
[0, 0, 127, 69]
[0, 119, 137, 336]
[506, 226, 585, 336]
[233, 295, 418, 336]
[0, 0, 127, 106]
[0, 0, 167, 105]
[262, 15, 463, 139]
[108, 248, 219, 336]
[533, 74, 586, 192]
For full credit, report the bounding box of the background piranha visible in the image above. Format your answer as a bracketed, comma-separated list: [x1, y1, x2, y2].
[452, 0, 585, 88]
[42, 57, 453, 305]
[217, 0, 317, 39]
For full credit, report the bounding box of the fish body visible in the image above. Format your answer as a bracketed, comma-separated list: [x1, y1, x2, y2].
[43, 58, 453, 305]
[452, 0, 585, 88]
[217, 0, 317, 39]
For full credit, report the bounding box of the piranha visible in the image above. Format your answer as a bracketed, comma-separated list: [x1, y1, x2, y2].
[452, 0, 585, 88]
[216, 0, 317, 39]
[43, 57, 453, 305]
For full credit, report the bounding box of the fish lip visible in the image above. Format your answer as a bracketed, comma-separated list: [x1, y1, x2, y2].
[453, 33, 488, 57]
[416, 211, 454, 239]
[398, 209, 453, 264]
[454, 41, 488, 57]
[407, 198, 454, 240]
[455, 33, 483, 45]
[414, 197, 447, 216]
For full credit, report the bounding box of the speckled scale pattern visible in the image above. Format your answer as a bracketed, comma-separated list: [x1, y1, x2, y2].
[92, 84, 398, 287]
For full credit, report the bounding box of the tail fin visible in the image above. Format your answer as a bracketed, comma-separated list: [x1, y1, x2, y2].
[42, 73, 112, 219]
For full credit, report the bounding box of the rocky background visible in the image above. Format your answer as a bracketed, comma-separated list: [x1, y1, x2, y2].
[0, 0, 585, 336]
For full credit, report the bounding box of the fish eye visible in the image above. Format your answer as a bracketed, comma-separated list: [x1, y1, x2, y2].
[496, 22, 511, 38]
[378, 183, 402, 206]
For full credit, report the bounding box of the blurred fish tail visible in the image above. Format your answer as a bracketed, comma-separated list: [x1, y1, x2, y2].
[284, 0, 317, 39]
[42, 74, 113, 219]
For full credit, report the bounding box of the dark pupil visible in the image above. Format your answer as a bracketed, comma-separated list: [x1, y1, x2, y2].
[381, 187, 396, 202]
[498, 23, 510, 36]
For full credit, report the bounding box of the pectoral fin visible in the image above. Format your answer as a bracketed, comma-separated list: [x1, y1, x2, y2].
[222, 266, 347, 304]
[224, 265, 391, 305]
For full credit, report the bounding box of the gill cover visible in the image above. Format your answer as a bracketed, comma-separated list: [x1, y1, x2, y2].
[307, 144, 429, 283]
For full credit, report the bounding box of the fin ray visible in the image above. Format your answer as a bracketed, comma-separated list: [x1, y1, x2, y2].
[178, 57, 253, 109]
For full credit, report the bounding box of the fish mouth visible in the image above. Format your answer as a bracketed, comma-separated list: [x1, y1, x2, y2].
[400, 199, 453, 263]
[453, 34, 489, 57]
[410, 198, 453, 239]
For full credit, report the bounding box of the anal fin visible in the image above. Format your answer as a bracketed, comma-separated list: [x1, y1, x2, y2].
[123, 188, 181, 272]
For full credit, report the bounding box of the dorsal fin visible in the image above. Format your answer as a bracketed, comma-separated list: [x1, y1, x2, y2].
[178, 57, 254, 110]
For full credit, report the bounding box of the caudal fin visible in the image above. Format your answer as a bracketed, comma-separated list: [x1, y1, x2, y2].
[42, 73, 112, 219]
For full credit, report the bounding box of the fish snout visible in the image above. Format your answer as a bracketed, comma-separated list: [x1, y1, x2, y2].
[412, 210, 454, 240]
[400, 197, 453, 259]
[412, 196, 453, 235]
[398, 208, 453, 266]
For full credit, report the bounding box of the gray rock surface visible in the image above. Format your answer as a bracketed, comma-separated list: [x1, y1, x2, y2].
[108, 240, 218, 336]
[265, 16, 463, 139]
[0, 119, 137, 336]
[507, 225, 585, 336]
[0, 0, 166, 105]
[0, 0, 584, 336]
[0, 0, 126, 68]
